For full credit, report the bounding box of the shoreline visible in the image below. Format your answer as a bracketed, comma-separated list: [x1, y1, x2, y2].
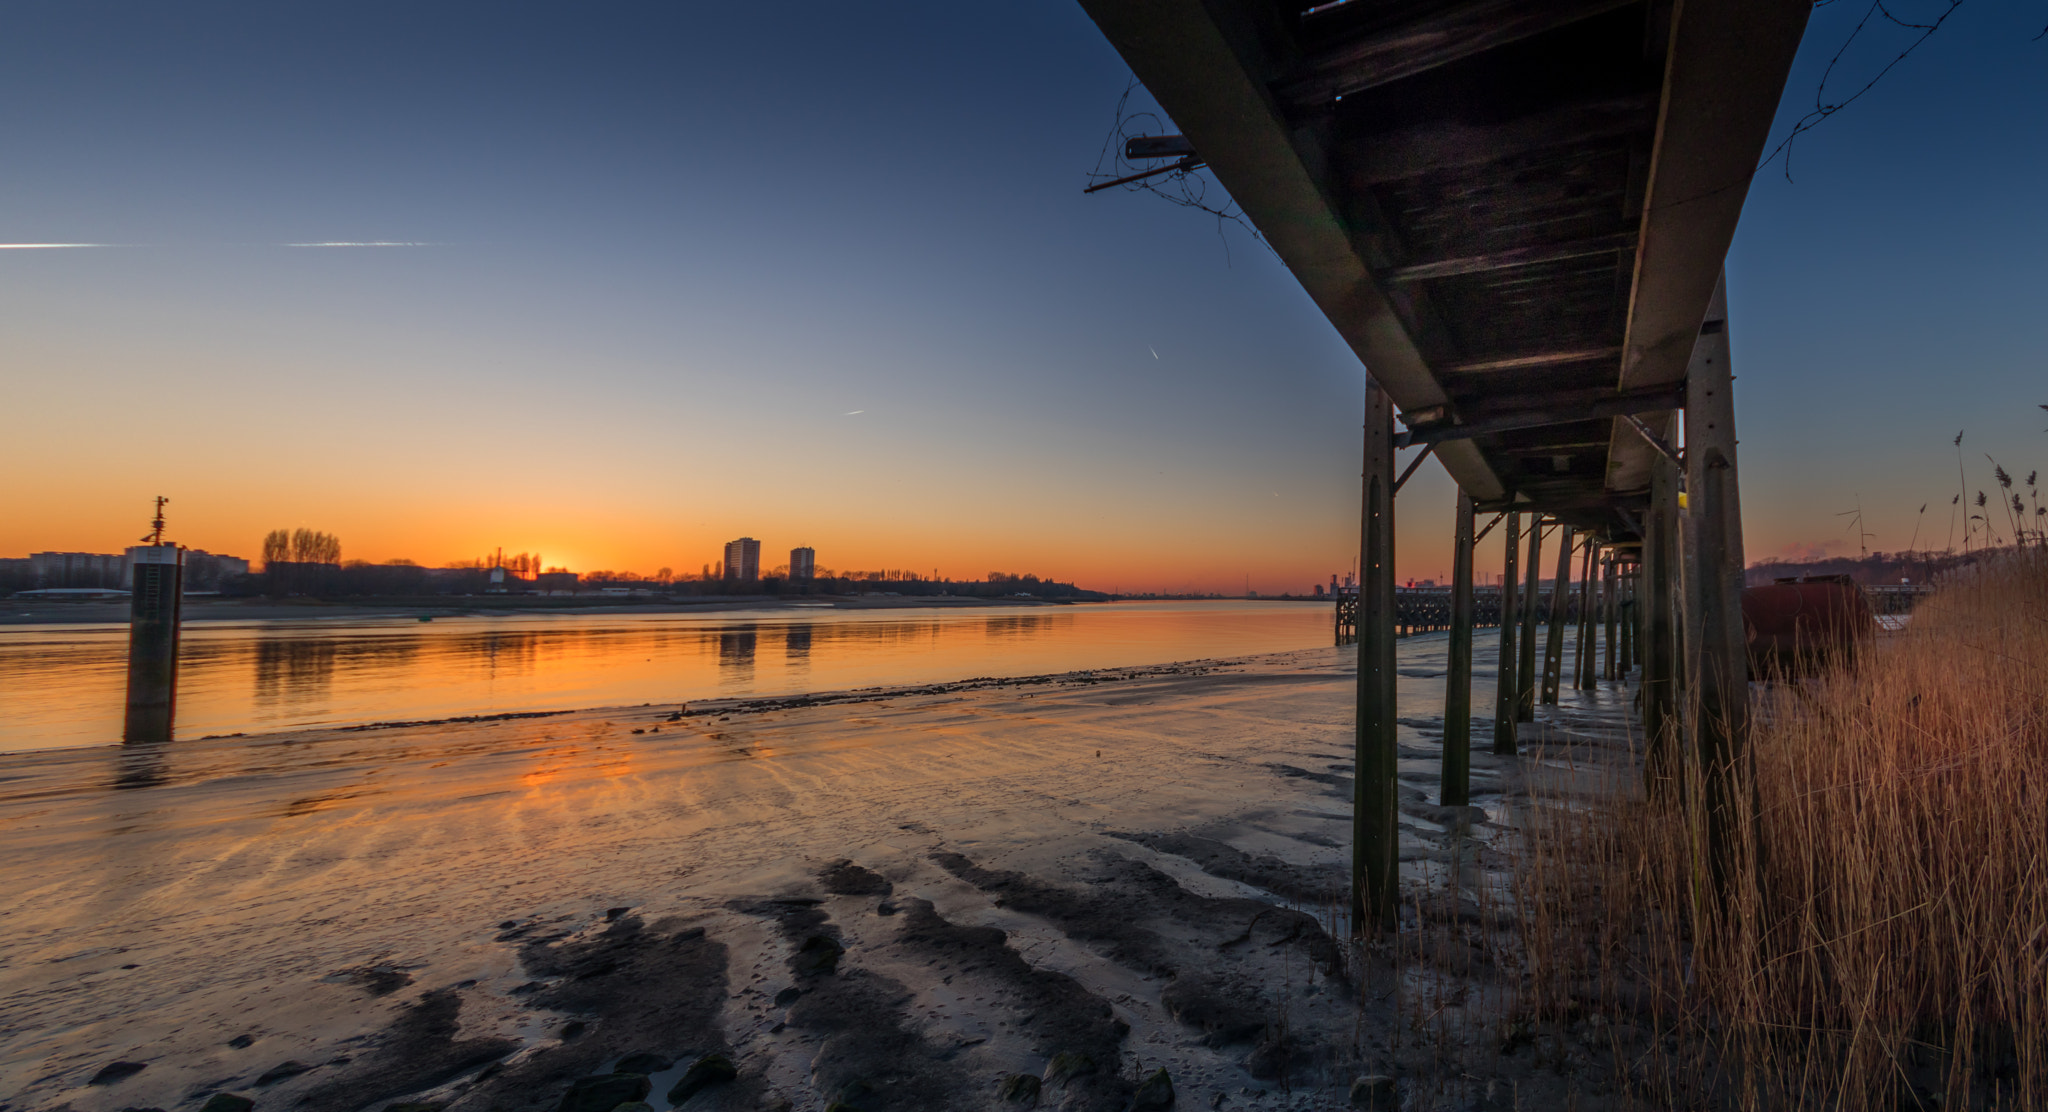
[0, 632, 1638, 1112]
[0, 593, 1119, 628]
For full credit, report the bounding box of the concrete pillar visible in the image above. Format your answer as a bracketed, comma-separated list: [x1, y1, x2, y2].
[1684, 274, 1749, 891]
[124, 545, 184, 743]
[1442, 491, 1475, 806]
[1492, 511, 1521, 754]
[1541, 524, 1574, 704]
[1516, 518, 1543, 721]
[1353, 375, 1399, 931]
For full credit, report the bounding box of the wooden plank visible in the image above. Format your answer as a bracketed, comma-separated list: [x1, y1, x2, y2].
[1341, 94, 1657, 185]
[1385, 231, 1637, 283]
[1281, 0, 1644, 107]
[1439, 346, 1621, 375]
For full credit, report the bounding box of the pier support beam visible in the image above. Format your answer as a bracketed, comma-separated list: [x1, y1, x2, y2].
[1684, 275, 1749, 893]
[1492, 511, 1521, 754]
[1602, 551, 1618, 680]
[1516, 518, 1543, 721]
[1354, 375, 1399, 931]
[1541, 524, 1574, 704]
[1644, 450, 1683, 798]
[1442, 490, 1475, 805]
[124, 545, 184, 743]
[1574, 540, 1598, 690]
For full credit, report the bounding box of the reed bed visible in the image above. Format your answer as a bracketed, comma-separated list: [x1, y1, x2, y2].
[1512, 548, 2048, 1110]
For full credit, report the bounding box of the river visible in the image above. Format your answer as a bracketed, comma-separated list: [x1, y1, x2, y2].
[0, 600, 1332, 753]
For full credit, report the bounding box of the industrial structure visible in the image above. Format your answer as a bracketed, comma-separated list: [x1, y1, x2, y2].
[1079, 0, 1807, 927]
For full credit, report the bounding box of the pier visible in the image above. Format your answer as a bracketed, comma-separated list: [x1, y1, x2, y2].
[1081, 0, 1809, 926]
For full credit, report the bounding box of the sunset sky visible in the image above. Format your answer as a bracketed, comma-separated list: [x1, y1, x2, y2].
[4, 2, 2044, 593]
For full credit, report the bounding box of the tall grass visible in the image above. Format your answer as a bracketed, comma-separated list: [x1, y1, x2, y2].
[1514, 548, 2048, 1109]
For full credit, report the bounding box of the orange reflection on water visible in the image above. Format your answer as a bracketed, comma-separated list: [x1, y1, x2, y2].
[0, 601, 1331, 753]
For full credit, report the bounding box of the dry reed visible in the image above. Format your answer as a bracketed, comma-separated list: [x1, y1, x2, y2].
[1512, 548, 2048, 1110]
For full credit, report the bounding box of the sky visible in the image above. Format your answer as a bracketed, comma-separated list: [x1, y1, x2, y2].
[2, 1, 2043, 593]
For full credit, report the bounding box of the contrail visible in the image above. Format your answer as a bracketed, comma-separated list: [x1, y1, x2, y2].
[844, 410, 864, 416]
[3, 241, 443, 249]
[1150, 346, 1159, 360]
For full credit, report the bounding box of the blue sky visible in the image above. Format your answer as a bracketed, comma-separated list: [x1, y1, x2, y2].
[1, 1, 2041, 588]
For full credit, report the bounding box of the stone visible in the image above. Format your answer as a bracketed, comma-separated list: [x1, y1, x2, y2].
[610, 1104, 654, 1112]
[612, 1053, 672, 1076]
[557, 1074, 651, 1112]
[228, 1034, 255, 1049]
[1042, 1052, 1098, 1087]
[1130, 1067, 1174, 1110]
[773, 986, 802, 1006]
[665, 1053, 737, 1104]
[605, 906, 632, 921]
[384, 1104, 445, 1112]
[1348, 1075, 1397, 1108]
[89, 1061, 148, 1085]
[197, 1096, 255, 1112]
[791, 934, 845, 977]
[256, 1061, 313, 1085]
[997, 1072, 1042, 1104]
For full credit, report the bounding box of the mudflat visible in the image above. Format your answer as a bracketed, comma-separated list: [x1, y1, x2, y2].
[0, 640, 1568, 1111]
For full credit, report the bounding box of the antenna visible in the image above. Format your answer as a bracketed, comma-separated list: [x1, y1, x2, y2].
[141, 496, 169, 545]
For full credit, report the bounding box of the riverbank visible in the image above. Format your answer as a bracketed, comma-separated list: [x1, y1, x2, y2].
[0, 635, 1641, 1111]
[0, 593, 1089, 627]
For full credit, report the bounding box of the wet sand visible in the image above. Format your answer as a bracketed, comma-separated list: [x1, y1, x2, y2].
[0, 636, 1638, 1111]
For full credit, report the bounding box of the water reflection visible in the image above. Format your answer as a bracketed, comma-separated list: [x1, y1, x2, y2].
[112, 742, 169, 790]
[0, 602, 1329, 753]
[718, 629, 758, 669]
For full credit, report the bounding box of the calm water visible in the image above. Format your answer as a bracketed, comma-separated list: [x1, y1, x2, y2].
[0, 601, 1331, 753]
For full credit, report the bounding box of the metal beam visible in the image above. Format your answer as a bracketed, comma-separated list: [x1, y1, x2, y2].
[1077, 0, 1509, 503]
[1491, 511, 1522, 754]
[1385, 232, 1638, 284]
[1441, 490, 1476, 806]
[1281, 0, 1643, 107]
[1440, 347, 1622, 375]
[1617, 0, 1811, 395]
[1355, 375, 1400, 932]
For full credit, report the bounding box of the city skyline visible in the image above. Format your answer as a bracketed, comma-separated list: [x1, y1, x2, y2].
[3, 5, 2045, 593]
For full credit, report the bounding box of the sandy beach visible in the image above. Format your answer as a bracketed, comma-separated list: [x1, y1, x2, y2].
[0, 636, 1634, 1111]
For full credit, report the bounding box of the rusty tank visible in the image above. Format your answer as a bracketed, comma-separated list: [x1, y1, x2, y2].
[1741, 574, 1876, 676]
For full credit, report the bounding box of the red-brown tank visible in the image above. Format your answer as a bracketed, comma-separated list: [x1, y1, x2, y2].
[1741, 574, 1876, 676]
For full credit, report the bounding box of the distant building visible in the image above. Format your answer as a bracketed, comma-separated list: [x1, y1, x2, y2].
[536, 571, 579, 594]
[31, 552, 127, 589]
[790, 546, 816, 579]
[723, 537, 761, 582]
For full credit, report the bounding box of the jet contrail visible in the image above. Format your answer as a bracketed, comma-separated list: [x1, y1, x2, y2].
[4, 241, 442, 249]
[1150, 346, 1159, 360]
[844, 410, 864, 416]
